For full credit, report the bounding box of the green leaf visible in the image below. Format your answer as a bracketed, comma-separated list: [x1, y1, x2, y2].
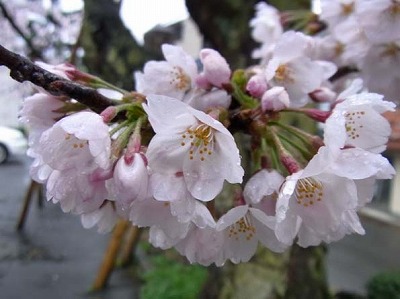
[231, 70, 259, 109]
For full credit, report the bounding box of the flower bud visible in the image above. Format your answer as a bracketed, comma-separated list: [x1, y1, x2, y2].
[197, 49, 231, 89]
[309, 87, 337, 103]
[110, 154, 149, 210]
[302, 108, 332, 122]
[35, 61, 75, 80]
[280, 154, 301, 174]
[261, 86, 290, 111]
[100, 106, 117, 123]
[246, 73, 268, 98]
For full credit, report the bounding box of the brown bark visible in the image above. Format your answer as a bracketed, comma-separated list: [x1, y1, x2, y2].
[0, 44, 115, 113]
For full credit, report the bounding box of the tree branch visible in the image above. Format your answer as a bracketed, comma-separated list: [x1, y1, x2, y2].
[0, 44, 116, 114]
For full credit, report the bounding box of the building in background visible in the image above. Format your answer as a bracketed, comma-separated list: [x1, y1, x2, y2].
[386, 110, 400, 215]
[143, 18, 202, 58]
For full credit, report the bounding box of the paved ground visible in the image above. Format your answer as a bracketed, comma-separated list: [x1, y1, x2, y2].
[1, 155, 400, 298]
[328, 216, 400, 295]
[0, 156, 139, 299]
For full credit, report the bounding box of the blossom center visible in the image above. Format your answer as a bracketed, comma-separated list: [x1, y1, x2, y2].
[169, 66, 191, 91]
[295, 178, 324, 207]
[228, 216, 256, 241]
[389, 1, 400, 16]
[341, 2, 354, 16]
[275, 64, 293, 83]
[181, 123, 215, 161]
[335, 42, 345, 57]
[381, 43, 400, 57]
[64, 133, 88, 149]
[345, 110, 365, 140]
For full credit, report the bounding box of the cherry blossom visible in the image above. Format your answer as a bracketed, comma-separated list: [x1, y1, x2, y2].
[135, 44, 197, 100]
[324, 91, 395, 153]
[360, 42, 400, 103]
[265, 31, 337, 107]
[320, 0, 359, 28]
[129, 197, 192, 242]
[243, 169, 284, 209]
[37, 111, 111, 172]
[275, 147, 360, 246]
[46, 167, 109, 214]
[143, 94, 244, 201]
[250, 2, 283, 62]
[275, 145, 395, 247]
[135, 44, 232, 111]
[7, 0, 398, 267]
[81, 201, 118, 233]
[314, 19, 370, 67]
[19, 92, 65, 145]
[356, 0, 400, 43]
[216, 205, 288, 264]
[175, 225, 224, 266]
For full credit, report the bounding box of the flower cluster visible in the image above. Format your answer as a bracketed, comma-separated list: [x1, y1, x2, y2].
[19, 1, 397, 266]
[315, 0, 400, 103]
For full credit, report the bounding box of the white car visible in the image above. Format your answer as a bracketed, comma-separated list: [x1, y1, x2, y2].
[0, 126, 28, 164]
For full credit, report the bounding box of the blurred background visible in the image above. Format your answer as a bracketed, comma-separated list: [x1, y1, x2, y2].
[0, 0, 399, 298]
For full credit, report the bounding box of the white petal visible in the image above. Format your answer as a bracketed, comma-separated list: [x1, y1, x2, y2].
[250, 208, 288, 252]
[147, 133, 188, 173]
[330, 148, 395, 180]
[244, 169, 284, 204]
[150, 172, 188, 202]
[143, 95, 196, 134]
[216, 205, 249, 231]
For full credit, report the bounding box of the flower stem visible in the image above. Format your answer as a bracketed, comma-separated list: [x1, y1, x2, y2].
[109, 119, 130, 136]
[269, 128, 301, 174]
[112, 121, 136, 158]
[278, 132, 313, 161]
[270, 121, 315, 146]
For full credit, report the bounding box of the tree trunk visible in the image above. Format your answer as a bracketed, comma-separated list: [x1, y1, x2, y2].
[284, 245, 332, 299]
[81, 0, 158, 90]
[185, 0, 259, 69]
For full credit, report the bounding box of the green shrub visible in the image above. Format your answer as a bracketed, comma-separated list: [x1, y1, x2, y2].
[367, 271, 400, 299]
[140, 255, 208, 299]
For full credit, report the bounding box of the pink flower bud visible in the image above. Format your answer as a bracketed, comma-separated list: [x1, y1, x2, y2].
[302, 108, 332, 122]
[124, 132, 143, 164]
[111, 154, 149, 209]
[309, 87, 337, 103]
[35, 61, 76, 80]
[197, 49, 231, 89]
[246, 73, 268, 98]
[63, 67, 97, 84]
[280, 154, 301, 174]
[100, 106, 117, 123]
[261, 86, 290, 111]
[195, 74, 212, 90]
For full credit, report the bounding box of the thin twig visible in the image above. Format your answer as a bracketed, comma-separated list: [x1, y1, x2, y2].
[0, 44, 117, 113]
[0, 2, 42, 59]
